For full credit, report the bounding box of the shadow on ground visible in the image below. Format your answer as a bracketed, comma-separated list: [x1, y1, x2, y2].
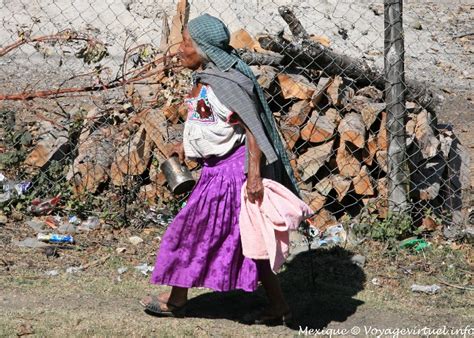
[180, 246, 366, 330]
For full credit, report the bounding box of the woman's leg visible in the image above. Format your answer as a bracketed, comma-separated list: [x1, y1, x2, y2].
[257, 260, 290, 315]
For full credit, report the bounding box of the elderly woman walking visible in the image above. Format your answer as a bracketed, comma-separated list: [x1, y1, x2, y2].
[141, 13, 299, 325]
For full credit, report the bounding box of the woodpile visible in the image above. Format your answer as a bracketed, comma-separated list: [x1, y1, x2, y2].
[14, 2, 470, 230]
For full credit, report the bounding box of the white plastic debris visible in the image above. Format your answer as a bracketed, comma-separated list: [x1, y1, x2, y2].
[350, 254, 366, 268]
[371, 277, 381, 286]
[129, 236, 144, 246]
[45, 270, 59, 276]
[410, 284, 441, 295]
[66, 267, 82, 274]
[117, 267, 128, 275]
[13, 237, 48, 248]
[134, 263, 153, 275]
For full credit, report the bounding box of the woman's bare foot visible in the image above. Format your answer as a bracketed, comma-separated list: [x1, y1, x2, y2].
[141, 287, 188, 311]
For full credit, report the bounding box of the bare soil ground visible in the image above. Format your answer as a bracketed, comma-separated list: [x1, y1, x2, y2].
[1, 222, 472, 336]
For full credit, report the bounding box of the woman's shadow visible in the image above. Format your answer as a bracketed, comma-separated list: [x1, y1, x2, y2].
[181, 246, 366, 330]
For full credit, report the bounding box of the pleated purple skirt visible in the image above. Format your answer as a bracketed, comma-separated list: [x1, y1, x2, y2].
[150, 145, 259, 292]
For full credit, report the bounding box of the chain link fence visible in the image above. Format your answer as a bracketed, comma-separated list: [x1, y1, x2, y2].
[0, 0, 472, 239]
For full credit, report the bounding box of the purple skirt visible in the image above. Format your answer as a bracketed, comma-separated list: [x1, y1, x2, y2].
[150, 145, 259, 292]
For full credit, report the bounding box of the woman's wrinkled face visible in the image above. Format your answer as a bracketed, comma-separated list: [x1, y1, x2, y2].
[178, 29, 203, 70]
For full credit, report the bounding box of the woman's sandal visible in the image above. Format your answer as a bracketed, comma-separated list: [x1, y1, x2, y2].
[140, 295, 187, 317]
[253, 311, 293, 327]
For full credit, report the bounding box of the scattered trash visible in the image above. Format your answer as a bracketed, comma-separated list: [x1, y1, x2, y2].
[0, 173, 31, 203]
[317, 224, 347, 247]
[129, 236, 144, 246]
[116, 247, 127, 254]
[44, 215, 61, 229]
[399, 237, 430, 252]
[411, 284, 441, 295]
[37, 233, 74, 244]
[351, 254, 366, 268]
[45, 270, 59, 276]
[68, 215, 81, 225]
[27, 195, 61, 215]
[134, 263, 153, 275]
[58, 222, 77, 234]
[66, 266, 82, 274]
[26, 219, 47, 233]
[135, 207, 174, 228]
[371, 277, 381, 286]
[307, 226, 319, 238]
[79, 216, 100, 231]
[117, 267, 128, 274]
[13, 237, 49, 248]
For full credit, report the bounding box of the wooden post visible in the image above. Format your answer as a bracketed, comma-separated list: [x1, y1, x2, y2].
[384, 0, 409, 213]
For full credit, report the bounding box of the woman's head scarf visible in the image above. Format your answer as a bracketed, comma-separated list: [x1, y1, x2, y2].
[187, 14, 299, 194]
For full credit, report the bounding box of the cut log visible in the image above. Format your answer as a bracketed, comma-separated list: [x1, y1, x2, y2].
[277, 73, 316, 100]
[326, 75, 343, 107]
[376, 150, 388, 173]
[230, 29, 264, 52]
[377, 111, 388, 151]
[377, 177, 388, 198]
[67, 127, 115, 194]
[363, 134, 378, 166]
[24, 120, 69, 168]
[309, 34, 331, 47]
[301, 114, 336, 143]
[142, 108, 172, 157]
[331, 174, 352, 201]
[314, 176, 333, 196]
[297, 140, 334, 181]
[113, 125, 153, 176]
[167, 0, 189, 54]
[280, 121, 300, 150]
[301, 190, 326, 212]
[278, 6, 309, 40]
[311, 77, 332, 106]
[160, 14, 170, 52]
[310, 208, 338, 232]
[353, 102, 386, 129]
[376, 177, 388, 218]
[415, 109, 440, 159]
[177, 104, 188, 121]
[336, 142, 361, 177]
[259, 8, 443, 115]
[70, 162, 108, 195]
[338, 112, 366, 148]
[163, 105, 180, 124]
[356, 86, 383, 101]
[353, 165, 375, 196]
[324, 108, 341, 125]
[252, 65, 278, 90]
[286, 100, 312, 126]
[238, 50, 285, 67]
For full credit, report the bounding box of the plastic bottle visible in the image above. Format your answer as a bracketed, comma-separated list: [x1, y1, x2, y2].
[37, 233, 74, 244]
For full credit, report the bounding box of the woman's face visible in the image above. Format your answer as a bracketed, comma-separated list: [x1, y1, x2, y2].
[178, 29, 203, 70]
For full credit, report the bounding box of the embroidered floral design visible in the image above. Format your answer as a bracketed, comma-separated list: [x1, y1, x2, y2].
[196, 98, 212, 119]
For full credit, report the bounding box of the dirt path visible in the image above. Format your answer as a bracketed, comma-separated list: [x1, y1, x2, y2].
[1, 242, 472, 337]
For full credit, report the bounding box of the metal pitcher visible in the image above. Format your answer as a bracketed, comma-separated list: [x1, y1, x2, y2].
[160, 156, 196, 195]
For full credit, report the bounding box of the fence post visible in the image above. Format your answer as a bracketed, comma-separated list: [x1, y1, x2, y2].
[384, 0, 409, 213]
